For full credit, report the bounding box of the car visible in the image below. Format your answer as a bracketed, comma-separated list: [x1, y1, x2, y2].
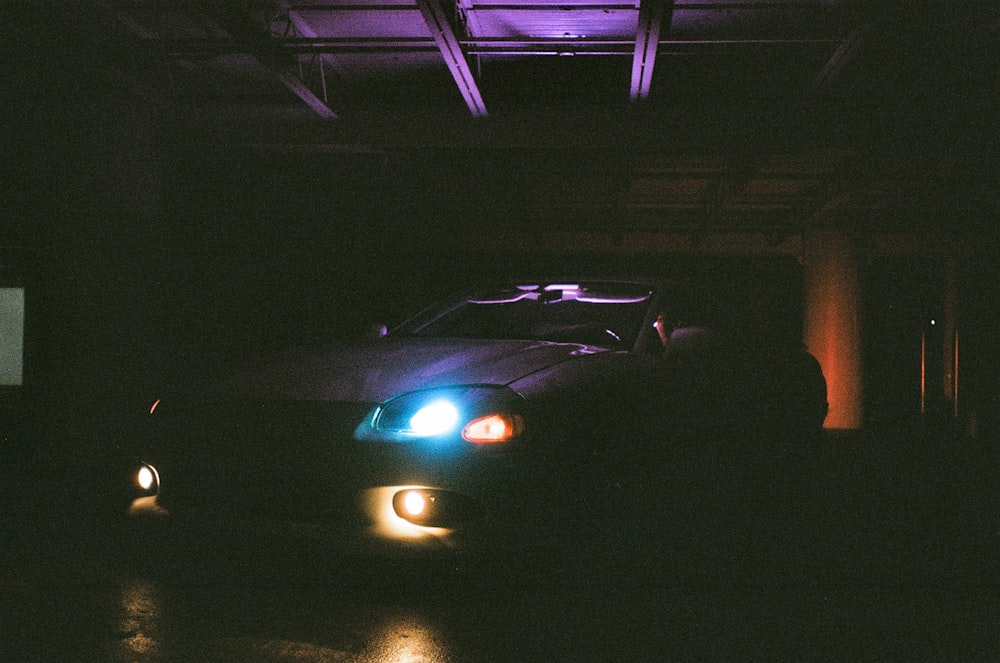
[124, 278, 826, 570]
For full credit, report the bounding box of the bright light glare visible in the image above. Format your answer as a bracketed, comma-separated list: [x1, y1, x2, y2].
[137, 466, 155, 490]
[402, 491, 426, 516]
[409, 400, 459, 436]
[364, 486, 453, 542]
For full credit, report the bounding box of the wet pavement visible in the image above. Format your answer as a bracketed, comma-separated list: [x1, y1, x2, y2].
[5, 566, 997, 662]
[2, 432, 999, 661]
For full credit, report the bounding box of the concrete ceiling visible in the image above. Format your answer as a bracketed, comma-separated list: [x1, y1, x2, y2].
[99, 2, 995, 122]
[7, 1, 1000, 246]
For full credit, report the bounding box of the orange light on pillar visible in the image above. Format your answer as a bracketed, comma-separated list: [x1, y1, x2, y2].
[802, 229, 864, 430]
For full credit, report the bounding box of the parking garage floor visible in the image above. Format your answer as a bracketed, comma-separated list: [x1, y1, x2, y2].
[2, 431, 998, 661]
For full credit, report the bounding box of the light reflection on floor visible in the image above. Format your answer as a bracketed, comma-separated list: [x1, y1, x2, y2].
[358, 612, 452, 663]
[106, 576, 458, 663]
[0, 565, 994, 662]
[116, 579, 163, 659]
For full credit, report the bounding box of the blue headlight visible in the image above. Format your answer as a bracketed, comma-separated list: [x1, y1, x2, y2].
[370, 389, 468, 438]
[408, 399, 460, 436]
[356, 385, 528, 444]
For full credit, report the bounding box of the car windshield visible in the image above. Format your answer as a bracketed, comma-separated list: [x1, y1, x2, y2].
[397, 282, 654, 349]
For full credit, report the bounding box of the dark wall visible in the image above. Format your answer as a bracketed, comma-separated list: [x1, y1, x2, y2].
[864, 257, 945, 435]
[864, 256, 1000, 438]
[156, 148, 807, 378]
[3, 20, 167, 468]
[958, 258, 1000, 441]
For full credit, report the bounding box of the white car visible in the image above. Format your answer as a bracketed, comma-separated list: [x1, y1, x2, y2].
[126, 279, 826, 564]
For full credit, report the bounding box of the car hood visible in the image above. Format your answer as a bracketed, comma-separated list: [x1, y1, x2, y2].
[206, 337, 605, 403]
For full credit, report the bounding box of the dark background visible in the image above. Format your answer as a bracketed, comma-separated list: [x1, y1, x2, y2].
[1, 0, 998, 523]
[1, 6, 999, 659]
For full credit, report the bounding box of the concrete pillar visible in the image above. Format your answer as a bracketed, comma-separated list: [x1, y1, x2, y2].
[802, 229, 864, 430]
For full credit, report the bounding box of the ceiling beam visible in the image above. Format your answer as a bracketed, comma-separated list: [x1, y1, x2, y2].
[195, 6, 338, 119]
[812, 27, 869, 94]
[284, 2, 349, 80]
[274, 72, 338, 119]
[150, 36, 840, 58]
[415, 0, 489, 118]
[630, 0, 666, 102]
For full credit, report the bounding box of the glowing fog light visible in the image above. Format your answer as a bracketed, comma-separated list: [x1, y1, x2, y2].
[402, 490, 427, 516]
[393, 489, 433, 523]
[409, 400, 459, 436]
[137, 466, 154, 490]
[391, 488, 484, 527]
[136, 464, 159, 492]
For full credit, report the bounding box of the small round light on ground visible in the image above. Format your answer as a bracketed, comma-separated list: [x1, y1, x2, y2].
[137, 465, 156, 491]
[402, 490, 427, 517]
